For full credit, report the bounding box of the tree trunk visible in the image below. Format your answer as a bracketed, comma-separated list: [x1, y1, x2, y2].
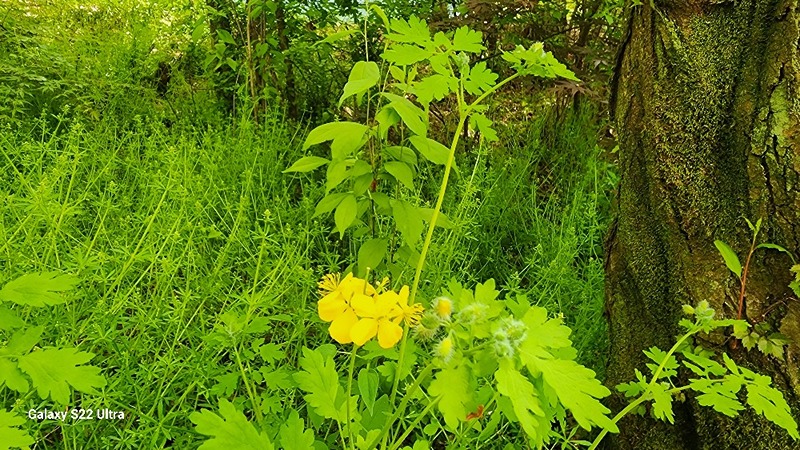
[605, 0, 800, 447]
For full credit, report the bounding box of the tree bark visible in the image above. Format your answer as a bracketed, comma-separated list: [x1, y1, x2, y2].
[606, 0, 800, 447]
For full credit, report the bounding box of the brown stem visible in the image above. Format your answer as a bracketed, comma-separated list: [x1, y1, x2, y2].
[732, 235, 758, 349]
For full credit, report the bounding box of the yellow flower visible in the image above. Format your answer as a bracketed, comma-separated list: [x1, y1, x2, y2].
[317, 273, 377, 344]
[350, 292, 404, 348]
[387, 285, 424, 326]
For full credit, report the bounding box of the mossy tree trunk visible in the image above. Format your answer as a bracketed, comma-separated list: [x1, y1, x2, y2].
[605, 0, 800, 447]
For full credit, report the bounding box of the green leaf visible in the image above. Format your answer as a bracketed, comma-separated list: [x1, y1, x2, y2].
[649, 382, 675, 423]
[502, 44, 579, 81]
[216, 29, 235, 45]
[17, 348, 106, 405]
[0, 307, 24, 331]
[2, 326, 43, 356]
[279, 409, 315, 450]
[714, 240, 742, 278]
[469, 113, 498, 142]
[413, 74, 455, 105]
[494, 361, 547, 446]
[464, 62, 498, 95]
[417, 208, 454, 229]
[283, 156, 330, 173]
[326, 160, 351, 193]
[746, 378, 799, 439]
[358, 369, 380, 415]
[452, 26, 484, 53]
[756, 243, 795, 263]
[644, 346, 679, 379]
[334, 195, 358, 238]
[303, 122, 369, 159]
[293, 347, 346, 422]
[317, 28, 360, 46]
[428, 364, 470, 430]
[358, 239, 388, 276]
[383, 93, 426, 137]
[386, 16, 431, 46]
[384, 161, 415, 190]
[0, 272, 78, 307]
[0, 409, 34, 450]
[382, 45, 433, 66]
[392, 200, 425, 247]
[0, 359, 28, 393]
[408, 136, 449, 165]
[532, 358, 616, 432]
[314, 193, 349, 218]
[190, 399, 274, 450]
[383, 146, 417, 165]
[340, 61, 380, 106]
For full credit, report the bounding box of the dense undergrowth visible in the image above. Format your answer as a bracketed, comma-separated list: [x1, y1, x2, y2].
[0, 101, 614, 447]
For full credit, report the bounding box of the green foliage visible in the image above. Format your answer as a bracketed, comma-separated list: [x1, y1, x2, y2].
[189, 399, 274, 450]
[0, 410, 33, 450]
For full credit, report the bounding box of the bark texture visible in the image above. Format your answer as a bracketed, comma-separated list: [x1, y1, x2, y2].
[606, 0, 800, 447]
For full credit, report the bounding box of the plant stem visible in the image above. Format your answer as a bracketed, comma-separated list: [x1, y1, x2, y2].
[347, 345, 358, 450]
[374, 362, 435, 450]
[388, 397, 441, 450]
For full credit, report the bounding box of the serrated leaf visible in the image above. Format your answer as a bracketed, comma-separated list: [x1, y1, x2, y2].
[616, 380, 645, 398]
[644, 347, 678, 379]
[694, 383, 745, 417]
[340, 61, 380, 106]
[650, 382, 675, 423]
[17, 348, 106, 404]
[2, 326, 43, 356]
[384, 161, 414, 190]
[714, 240, 742, 278]
[452, 26, 484, 53]
[469, 113, 498, 142]
[746, 380, 799, 439]
[0, 359, 28, 393]
[386, 16, 431, 46]
[358, 239, 388, 277]
[382, 45, 433, 66]
[463, 62, 498, 95]
[190, 399, 274, 450]
[0, 409, 34, 450]
[334, 195, 358, 238]
[532, 358, 616, 432]
[0, 272, 78, 307]
[428, 364, 469, 429]
[494, 361, 547, 446]
[408, 136, 449, 165]
[283, 156, 330, 173]
[0, 307, 24, 331]
[293, 347, 346, 422]
[413, 74, 454, 105]
[279, 409, 315, 450]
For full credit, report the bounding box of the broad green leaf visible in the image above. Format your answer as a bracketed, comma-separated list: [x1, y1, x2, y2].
[376, 106, 401, 139]
[2, 326, 43, 356]
[370, 4, 391, 30]
[494, 361, 547, 446]
[17, 348, 106, 405]
[392, 200, 425, 247]
[0, 272, 78, 307]
[382, 45, 433, 66]
[383, 146, 417, 165]
[293, 347, 346, 422]
[756, 243, 795, 263]
[190, 399, 274, 450]
[216, 29, 235, 45]
[383, 93, 426, 136]
[357, 369, 380, 415]
[326, 160, 351, 193]
[417, 208, 454, 229]
[303, 122, 369, 159]
[0, 359, 28, 393]
[334, 195, 358, 238]
[408, 136, 449, 165]
[0, 307, 24, 331]
[279, 409, 315, 450]
[0, 409, 33, 450]
[317, 29, 360, 46]
[519, 307, 572, 359]
[714, 240, 742, 278]
[340, 61, 380, 106]
[314, 193, 349, 218]
[452, 26, 484, 53]
[384, 161, 414, 190]
[469, 113, 498, 142]
[358, 239, 388, 276]
[283, 156, 330, 173]
[428, 364, 469, 430]
[533, 358, 616, 432]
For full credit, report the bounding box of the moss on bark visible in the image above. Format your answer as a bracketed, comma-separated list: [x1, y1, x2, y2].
[605, 0, 800, 447]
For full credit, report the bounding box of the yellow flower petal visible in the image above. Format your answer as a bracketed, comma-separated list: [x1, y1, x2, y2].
[318, 292, 347, 322]
[329, 309, 358, 344]
[377, 319, 404, 348]
[351, 318, 379, 346]
[351, 294, 377, 318]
